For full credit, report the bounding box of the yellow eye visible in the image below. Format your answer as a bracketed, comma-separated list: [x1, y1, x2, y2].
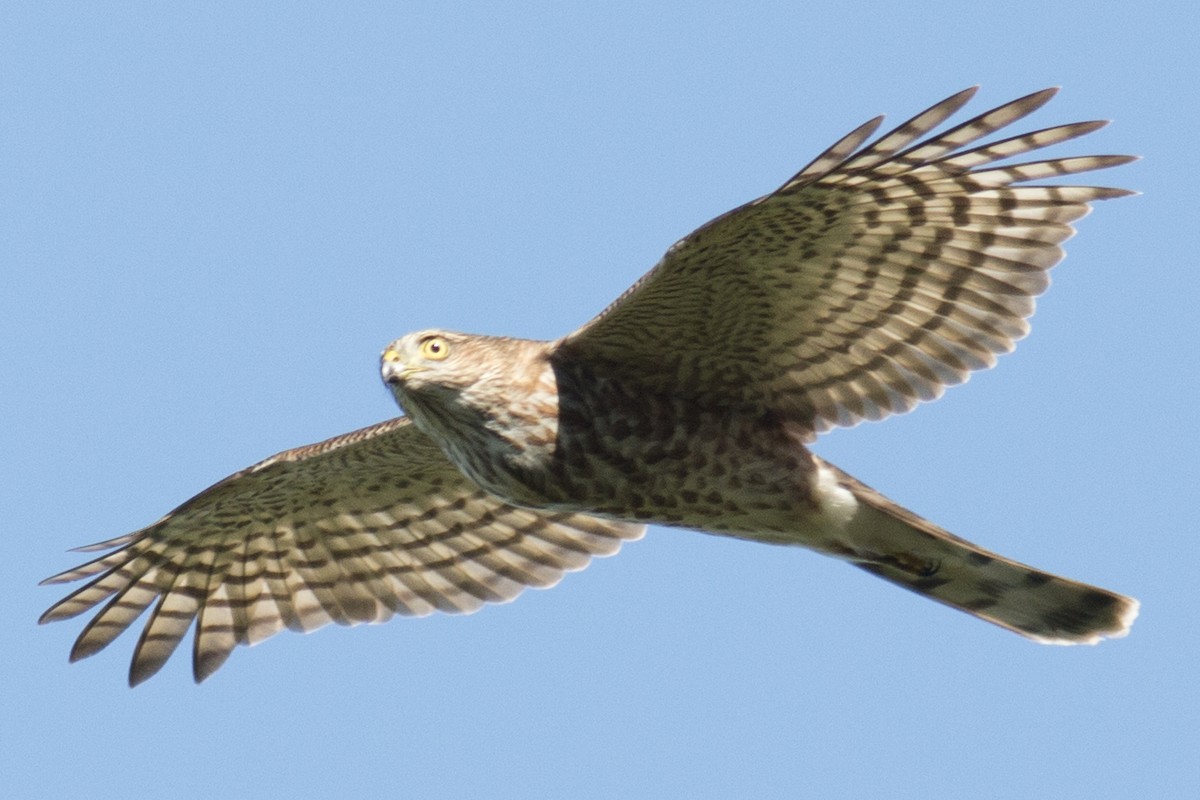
[420, 336, 450, 361]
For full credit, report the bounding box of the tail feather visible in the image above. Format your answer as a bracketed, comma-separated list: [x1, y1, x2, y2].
[818, 460, 1138, 643]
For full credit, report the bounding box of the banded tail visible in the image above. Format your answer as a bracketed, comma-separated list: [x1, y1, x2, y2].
[817, 459, 1138, 643]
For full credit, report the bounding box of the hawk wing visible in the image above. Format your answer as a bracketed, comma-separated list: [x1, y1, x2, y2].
[559, 87, 1134, 434]
[41, 417, 643, 685]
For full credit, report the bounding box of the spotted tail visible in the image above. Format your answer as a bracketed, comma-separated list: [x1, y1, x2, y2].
[818, 459, 1139, 644]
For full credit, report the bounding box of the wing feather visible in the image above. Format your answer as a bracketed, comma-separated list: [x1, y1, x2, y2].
[561, 88, 1133, 433]
[41, 417, 643, 684]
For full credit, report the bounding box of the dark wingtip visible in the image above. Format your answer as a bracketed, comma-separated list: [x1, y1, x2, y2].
[69, 635, 106, 663]
[193, 645, 233, 684]
[1011, 86, 1060, 114]
[948, 85, 981, 103]
[129, 658, 166, 688]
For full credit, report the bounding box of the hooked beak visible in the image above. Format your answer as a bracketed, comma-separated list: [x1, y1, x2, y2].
[380, 347, 424, 386]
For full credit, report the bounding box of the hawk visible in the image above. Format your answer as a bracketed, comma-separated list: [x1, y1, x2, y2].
[42, 87, 1139, 685]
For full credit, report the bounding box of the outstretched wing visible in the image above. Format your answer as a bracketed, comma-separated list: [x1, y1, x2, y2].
[560, 87, 1134, 434]
[41, 417, 643, 685]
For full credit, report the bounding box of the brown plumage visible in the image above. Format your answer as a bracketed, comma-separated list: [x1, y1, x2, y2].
[42, 87, 1138, 685]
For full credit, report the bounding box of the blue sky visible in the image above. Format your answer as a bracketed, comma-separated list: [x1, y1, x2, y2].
[4, 3, 1197, 798]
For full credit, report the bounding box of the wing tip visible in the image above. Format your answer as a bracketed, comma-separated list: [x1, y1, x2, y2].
[193, 646, 233, 685]
[945, 85, 981, 106]
[1025, 85, 1061, 105]
[129, 658, 168, 688]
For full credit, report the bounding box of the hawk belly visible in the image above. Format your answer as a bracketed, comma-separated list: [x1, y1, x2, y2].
[473, 372, 838, 546]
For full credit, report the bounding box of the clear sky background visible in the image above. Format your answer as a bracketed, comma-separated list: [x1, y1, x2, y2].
[4, 3, 1196, 798]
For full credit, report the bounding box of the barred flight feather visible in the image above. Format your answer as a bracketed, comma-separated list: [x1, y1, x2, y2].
[566, 88, 1133, 435]
[41, 418, 642, 685]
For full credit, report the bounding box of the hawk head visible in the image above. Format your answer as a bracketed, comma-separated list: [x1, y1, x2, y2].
[381, 329, 560, 501]
[381, 329, 553, 432]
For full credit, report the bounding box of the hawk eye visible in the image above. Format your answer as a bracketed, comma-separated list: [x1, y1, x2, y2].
[420, 336, 450, 361]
